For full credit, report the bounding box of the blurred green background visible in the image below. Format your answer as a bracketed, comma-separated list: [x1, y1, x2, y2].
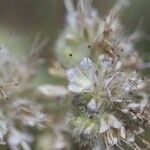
[0, 0, 149, 62]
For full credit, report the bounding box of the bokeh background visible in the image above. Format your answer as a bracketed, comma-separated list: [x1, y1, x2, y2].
[0, 0, 149, 149]
[0, 0, 149, 65]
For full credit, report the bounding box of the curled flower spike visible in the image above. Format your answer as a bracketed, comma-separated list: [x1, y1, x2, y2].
[56, 0, 150, 149]
[0, 39, 49, 149]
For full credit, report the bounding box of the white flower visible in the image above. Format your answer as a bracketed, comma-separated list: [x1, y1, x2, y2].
[104, 73, 129, 102]
[0, 122, 7, 145]
[83, 122, 96, 136]
[38, 84, 69, 98]
[11, 99, 46, 128]
[8, 128, 33, 150]
[87, 98, 98, 113]
[122, 94, 148, 113]
[99, 115, 125, 145]
[98, 55, 114, 72]
[0, 112, 8, 144]
[53, 133, 67, 150]
[67, 58, 97, 93]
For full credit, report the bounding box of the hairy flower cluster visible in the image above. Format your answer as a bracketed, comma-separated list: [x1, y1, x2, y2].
[55, 0, 100, 67]
[0, 41, 47, 150]
[67, 56, 149, 149]
[57, 0, 150, 149]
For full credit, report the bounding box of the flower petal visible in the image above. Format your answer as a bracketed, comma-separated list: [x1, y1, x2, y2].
[66, 57, 97, 93]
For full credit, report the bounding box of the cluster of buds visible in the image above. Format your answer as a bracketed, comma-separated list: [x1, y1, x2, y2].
[54, 0, 150, 149]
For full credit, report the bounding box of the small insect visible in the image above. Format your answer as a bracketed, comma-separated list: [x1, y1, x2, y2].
[69, 53, 73, 57]
[88, 45, 91, 48]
